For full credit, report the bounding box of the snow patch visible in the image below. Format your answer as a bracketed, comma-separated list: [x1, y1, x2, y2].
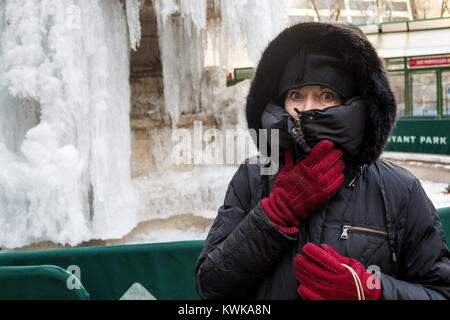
[419, 180, 450, 209]
[124, 226, 210, 245]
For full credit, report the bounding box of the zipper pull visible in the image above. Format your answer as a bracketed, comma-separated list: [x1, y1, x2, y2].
[347, 176, 358, 189]
[392, 253, 397, 263]
[341, 225, 351, 239]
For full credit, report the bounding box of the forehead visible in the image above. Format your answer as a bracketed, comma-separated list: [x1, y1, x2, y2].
[288, 85, 333, 92]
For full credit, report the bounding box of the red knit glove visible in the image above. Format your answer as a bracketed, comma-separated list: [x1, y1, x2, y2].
[261, 140, 345, 234]
[294, 243, 382, 300]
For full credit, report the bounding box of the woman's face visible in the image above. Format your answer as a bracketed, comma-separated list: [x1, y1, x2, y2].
[284, 85, 343, 118]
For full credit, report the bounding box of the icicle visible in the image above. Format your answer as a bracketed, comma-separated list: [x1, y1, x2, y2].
[218, 0, 289, 67]
[152, 0, 208, 126]
[126, 0, 144, 51]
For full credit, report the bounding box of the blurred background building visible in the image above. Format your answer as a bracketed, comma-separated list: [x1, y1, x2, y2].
[287, 0, 448, 24]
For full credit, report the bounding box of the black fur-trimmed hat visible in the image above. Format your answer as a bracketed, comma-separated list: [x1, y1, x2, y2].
[276, 45, 358, 102]
[246, 22, 397, 165]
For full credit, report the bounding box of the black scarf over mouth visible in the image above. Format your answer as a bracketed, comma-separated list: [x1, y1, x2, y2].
[260, 96, 367, 165]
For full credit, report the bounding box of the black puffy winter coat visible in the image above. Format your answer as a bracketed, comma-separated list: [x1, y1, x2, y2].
[195, 22, 450, 300]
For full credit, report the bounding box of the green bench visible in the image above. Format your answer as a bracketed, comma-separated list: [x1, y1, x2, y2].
[0, 240, 204, 300]
[0, 207, 449, 300]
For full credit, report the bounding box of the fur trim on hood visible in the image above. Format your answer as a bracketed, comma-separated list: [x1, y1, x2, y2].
[246, 22, 397, 165]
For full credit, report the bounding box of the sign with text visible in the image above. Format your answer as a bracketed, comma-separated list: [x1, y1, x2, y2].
[385, 119, 450, 155]
[408, 56, 450, 68]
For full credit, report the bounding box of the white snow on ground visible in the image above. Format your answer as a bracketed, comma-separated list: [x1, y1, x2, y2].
[419, 180, 450, 209]
[124, 227, 210, 245]
[382, 152, 450, 170]
[382, 152, 450, 164]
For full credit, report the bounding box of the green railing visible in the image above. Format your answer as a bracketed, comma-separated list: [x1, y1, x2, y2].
[0, 240, 204, 300]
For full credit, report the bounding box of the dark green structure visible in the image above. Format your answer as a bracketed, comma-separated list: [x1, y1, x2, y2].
[384, 118, 450, 155]
[0, 240, 204, 300]
[0, 208, 449, 300]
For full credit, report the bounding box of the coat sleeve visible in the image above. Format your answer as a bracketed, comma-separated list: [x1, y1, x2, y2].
[194, 160, 297, 299]
[381, 179, 450, 300]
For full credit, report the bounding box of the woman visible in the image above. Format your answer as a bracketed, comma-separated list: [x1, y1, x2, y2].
[195, 22, 450, 300]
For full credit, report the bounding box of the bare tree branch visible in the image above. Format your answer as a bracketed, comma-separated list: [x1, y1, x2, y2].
[310, 0, 321, 21]
[329, 0, 344, 21]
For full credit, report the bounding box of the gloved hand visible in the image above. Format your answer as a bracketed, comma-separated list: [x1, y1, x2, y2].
[261, 140, 345, 234]
[294, 243, 382, 300]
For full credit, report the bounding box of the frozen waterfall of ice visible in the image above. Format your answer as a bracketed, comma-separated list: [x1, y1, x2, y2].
[152, 0, 207, 126]
[152, 0, 289, 125]
[0, 0, 142, 249]
[0, 0, 289, 249]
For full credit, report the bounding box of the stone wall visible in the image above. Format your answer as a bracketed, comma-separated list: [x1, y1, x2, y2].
[129, 1, 163, 177]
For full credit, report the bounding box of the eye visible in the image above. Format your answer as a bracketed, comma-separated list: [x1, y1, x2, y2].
[321, 91, 335, 102]
[289, 91, 303, 100]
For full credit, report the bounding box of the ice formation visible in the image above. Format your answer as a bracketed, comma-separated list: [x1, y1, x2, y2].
[126, 0, 144, 51]
[0, 0, 141, 249]
[0, 0, 290, 248]
[152, 0, 289, 125]
[211, 0, 289, 68]
[132, 164, 238, 221]
[152, 0, 207, 126]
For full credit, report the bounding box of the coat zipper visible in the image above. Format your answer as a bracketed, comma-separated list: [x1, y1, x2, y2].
[293, 108, 303, 136]
[293, 114, 303, 136]
[341, 225, 388, 240]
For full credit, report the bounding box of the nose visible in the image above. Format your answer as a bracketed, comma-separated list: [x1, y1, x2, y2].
[303, 96, 317, 111]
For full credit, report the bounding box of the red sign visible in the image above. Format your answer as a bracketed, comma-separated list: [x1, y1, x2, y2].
[408, 56, 450, 68]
